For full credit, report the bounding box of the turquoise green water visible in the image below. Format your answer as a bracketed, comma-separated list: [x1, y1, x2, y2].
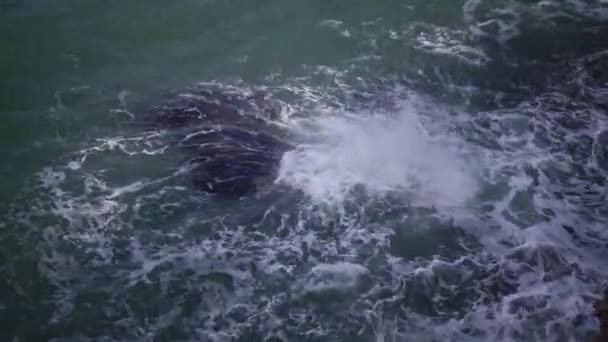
[2, 1, 608, 341]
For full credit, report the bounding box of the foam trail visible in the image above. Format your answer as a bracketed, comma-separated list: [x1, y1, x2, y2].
[277, 100, 479, 207]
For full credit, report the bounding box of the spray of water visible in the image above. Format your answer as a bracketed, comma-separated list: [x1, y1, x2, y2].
[277, 99, 479, 208]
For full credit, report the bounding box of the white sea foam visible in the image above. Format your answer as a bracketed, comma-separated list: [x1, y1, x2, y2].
[412, 25, 490, 65]
[302, 262, 369, 293]
[277, 98, 479, 208]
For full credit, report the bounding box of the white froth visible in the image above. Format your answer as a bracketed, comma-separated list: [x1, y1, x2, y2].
[302, 262, 369, 293]
[317, 19, 352, 38]
[277, 100, 479, 207]
[413, 26, 490, 65]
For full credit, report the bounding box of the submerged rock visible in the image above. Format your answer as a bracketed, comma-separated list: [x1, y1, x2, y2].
[596, 289, 608, 342]
[148, 86, 291, 197]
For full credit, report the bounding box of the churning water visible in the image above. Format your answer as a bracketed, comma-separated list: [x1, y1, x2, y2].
[1, 0, 608, 341]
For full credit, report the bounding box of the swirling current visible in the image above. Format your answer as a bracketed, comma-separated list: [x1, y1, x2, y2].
[1, 1, 608, 341]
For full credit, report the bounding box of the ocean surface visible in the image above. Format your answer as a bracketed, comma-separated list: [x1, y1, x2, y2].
[1, 1, 608, 341]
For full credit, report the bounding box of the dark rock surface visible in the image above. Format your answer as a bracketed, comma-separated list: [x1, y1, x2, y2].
[148, 86, 291, 198]
[596, 288, 608, 342]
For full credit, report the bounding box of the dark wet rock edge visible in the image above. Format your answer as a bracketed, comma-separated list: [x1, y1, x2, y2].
[596, 288, 608, 342]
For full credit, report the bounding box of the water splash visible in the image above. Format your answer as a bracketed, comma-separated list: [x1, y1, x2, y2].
[277, 97, 479, 208]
